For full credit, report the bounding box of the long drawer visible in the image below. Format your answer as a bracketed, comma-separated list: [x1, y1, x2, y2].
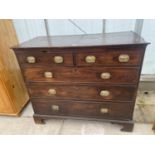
[23, 67, 140, 84]
[28, 83, 137, 102]
[32, 99, 134, 120]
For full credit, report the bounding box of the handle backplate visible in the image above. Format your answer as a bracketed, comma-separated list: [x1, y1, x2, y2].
[48, 89, 56, 95]
[44, 71, 53, 78]
[51, 105, 59, 111]
[54, 56, 63, 63]
[100, 72, 111, 79]
[118, 54, 130, 62]
[27, 56, 36, 63]
[85, 55, 96, 63]
[100, 108, 109, 114]
[100, 90, 110, 97]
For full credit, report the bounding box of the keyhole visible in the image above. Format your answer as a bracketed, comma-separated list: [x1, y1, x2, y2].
[41, 50, 48, 53]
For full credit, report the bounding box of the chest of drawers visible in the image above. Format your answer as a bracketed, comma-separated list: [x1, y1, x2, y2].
[13, 32, 149, 132]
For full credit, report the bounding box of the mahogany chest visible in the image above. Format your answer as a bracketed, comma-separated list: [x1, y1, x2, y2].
[13, 32, 149, 132]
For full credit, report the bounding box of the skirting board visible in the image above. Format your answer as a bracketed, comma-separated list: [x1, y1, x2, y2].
[139, 74, 155, 91]
[140, 74, 155, 82]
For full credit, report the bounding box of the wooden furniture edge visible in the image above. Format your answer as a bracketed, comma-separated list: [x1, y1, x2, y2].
[0, 99, 30, 116]
[33, 114, 134, 132]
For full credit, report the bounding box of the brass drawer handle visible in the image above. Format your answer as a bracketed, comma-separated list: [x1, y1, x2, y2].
[100, 90, 110, 97]
[100, 108, 109, 114]
[48, 89, 56, 95]
[51, 105, 59, 111]
[44, 72, 53, 78]
[85, 55, 96, 63]
[100, 72, 111, 79]
[118, 54, 130, 62]
[27, 56, 36, 63]
[54, 56, 63, 63]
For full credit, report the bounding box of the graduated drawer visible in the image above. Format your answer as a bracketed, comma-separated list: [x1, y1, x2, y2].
[23, 67, 140, 85]
[15, 49, 73, 66]
[76, 47, 144, 66]
[28, 84, 137, 102]
[32, 99, 133, 120]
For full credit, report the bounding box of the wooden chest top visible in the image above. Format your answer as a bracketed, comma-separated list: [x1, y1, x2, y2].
[12, 31, 148, 49]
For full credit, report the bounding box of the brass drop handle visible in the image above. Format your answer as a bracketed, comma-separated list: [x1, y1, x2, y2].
[27, 56, 36, 63]
[48, 89, 56, 95]
[44, 72, 53, 78]
[118, 54, 130, 62]
[54, 56, 63, 63]
[85, 55, 96, 63]
[100, 72, 111, 79]
[100, 108, 109, 114]
[51, 105, 59, 111]
[100, 90, 110, 97]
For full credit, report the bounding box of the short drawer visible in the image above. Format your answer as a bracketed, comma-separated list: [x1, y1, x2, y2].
[76, 47, 144, 66]
[15, 49, 73, 66]
[28, 84, 137, 102]
[32, 99, 134, 120]
[23, 67, 140, 85]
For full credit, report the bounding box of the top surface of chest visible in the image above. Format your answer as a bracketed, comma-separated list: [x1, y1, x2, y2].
[13, 31, 148, 49]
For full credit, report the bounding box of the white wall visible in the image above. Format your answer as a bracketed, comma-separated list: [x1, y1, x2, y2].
[105, 19, 136, 32]
[13, 19, 46, 42]
[13, 19, 155, 75]
[47, 19, 102, 35]
[141, 19, 155, 74]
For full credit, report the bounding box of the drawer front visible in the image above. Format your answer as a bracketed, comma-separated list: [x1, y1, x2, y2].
[23, 67, 140, 84]
[76, 47, 144, 66]
[15, 50, 73, 66]
[28, 84, 136, 102]
[32, 99, 133, 120]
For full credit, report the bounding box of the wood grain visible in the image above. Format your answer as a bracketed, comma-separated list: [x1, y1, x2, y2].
[12, 32, 148, 131]
[12, 32, 149, 49]
[15, 50, 73, 66]
[28, 83, 137, 102]
[76, 47, 145, 66]
[32, 99, 134, 120]
[0, 20, 29, 115]
[23, 66, 140, 84]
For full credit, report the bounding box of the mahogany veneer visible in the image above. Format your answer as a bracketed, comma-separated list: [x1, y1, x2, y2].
[12, 32, 149, 132]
